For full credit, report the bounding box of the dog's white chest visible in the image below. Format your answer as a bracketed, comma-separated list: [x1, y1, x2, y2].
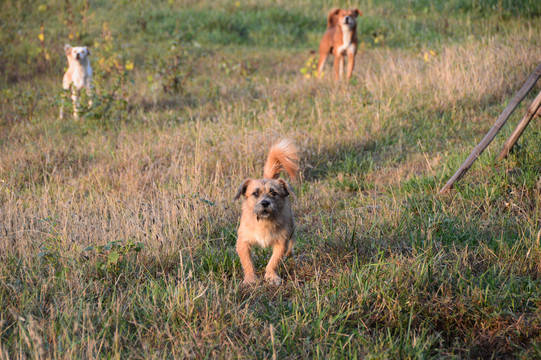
[337, 27, 356, 55]
[71, 63, 92, 90]
[254, 228, 275, 248]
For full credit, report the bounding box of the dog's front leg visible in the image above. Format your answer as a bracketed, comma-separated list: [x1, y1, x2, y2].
[333, 54, 342, 81]
[236, 239, 257, 285]
[346, 51, 355, 81]
[71, 88, 80, 119]
[265, 242, 287, 285]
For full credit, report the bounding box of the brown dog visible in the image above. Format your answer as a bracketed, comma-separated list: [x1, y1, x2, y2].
[234, 139, 299, 286]
[317, 8, 362, 81]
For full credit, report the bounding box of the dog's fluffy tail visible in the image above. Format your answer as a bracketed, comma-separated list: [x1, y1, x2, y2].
[263, 139, 299, 180]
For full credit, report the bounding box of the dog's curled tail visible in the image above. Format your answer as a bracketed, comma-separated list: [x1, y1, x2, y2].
[263, 139, 299, 181]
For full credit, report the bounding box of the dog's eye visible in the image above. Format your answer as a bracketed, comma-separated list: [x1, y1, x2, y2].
[252, 191, 260, 198]
[269, 190, 277, 197]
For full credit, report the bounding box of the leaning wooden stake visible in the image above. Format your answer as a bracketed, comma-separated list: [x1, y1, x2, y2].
[495, 89, 541, 161]
[439, 62, 541, 194]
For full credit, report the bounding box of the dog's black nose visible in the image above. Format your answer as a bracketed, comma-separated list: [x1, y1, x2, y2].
[345, 17, 350, 24]
[75, 53, 80, 59]
[260, 200, 270, 208]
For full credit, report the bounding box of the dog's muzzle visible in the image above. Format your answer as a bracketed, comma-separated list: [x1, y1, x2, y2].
[344, 16, 356, 28]
[254, 199, 276, 220]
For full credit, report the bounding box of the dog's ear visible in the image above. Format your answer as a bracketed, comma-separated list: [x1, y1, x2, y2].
[327, 8, 341, 28]
[234, 179, 251, 200]
[85, 46, 91, 56]
[64, 44, 72, 56]
[277, 178, 295, 198]
[353, 9, 363, 17]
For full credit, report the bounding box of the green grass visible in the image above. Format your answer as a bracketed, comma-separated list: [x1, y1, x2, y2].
[1, 0, 541, 358]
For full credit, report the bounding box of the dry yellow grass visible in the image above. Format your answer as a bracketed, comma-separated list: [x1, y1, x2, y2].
[2, 30, 539, 271]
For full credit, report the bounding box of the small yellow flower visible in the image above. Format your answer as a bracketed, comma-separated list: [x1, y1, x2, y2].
[429, 50, 436, 56]
[69, 33, 74, 40]
[38, 33, 44, 42]
[423, 52, 429, 62]
[235, 1, 240, 6]
[125, 61, 134, 71]
[45, 52, 50, 61]
[38, 4, 47, 12]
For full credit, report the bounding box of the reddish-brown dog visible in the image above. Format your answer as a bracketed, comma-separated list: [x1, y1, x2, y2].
[317, 8, 362, 81]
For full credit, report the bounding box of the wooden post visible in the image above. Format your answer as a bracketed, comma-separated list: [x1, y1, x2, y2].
[495, 89, 541, 161]
[439, 62, 541, 194]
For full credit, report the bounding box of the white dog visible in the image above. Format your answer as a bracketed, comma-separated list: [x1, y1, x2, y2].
[60, 44, 92, 119]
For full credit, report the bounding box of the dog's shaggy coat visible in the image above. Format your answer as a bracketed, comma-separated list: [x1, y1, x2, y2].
[234, 139, 299, 285]
[61, 44, 92, 119]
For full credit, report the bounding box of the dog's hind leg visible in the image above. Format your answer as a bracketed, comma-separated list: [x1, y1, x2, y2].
[265, 242, 287, 285]
[60, 88, 69, 120]
[317, 53, 328, 79]
[285, 238, 294, 257]
[236, 240, 257, 285]
[86, 85, 93, 108]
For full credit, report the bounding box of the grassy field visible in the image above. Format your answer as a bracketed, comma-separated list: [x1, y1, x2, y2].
[1, 0, 541, 358]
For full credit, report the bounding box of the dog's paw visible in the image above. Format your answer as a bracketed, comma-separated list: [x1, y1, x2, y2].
[241, 276, 257, 286]
[265, 273, 282, 286]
